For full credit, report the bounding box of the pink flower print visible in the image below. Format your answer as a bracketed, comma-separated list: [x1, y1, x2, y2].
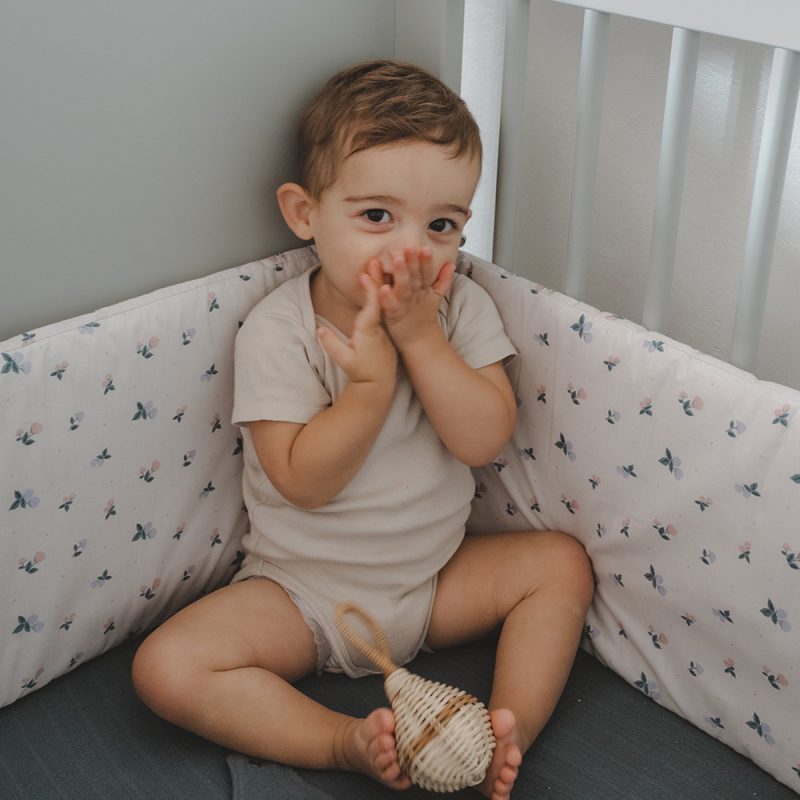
[59, 613, 76, 631]
[619, 518, 631, 538]
[603, 355, 620, 372]
[211, 413, 222, 433]
[493, 457, 509, 473]
[528, 496, 541, 513]
[567, 384, 587, 405]
[726, 420, 746, 438]
[59, 493, 75, 512]
[694, 496, 712, 511]
[772, 404, 791, 427]
[173, 523, 185, 541]
[140, 578, 161, 600]
[639, 397, 653, 416]
[18, 551, 46, 574]
[9, 489, 40, 510]
[537, 385, 547, 403]
[781, 543, 798, 570]
[139, 461, 160, 482]
[648, 626, 668, 649]
[2, 351, 33, 374]
[738, 540, 752, 564]
[104, 500, 117, 520]
[653, 520, 677, 541]
[173, 405, 188, 423]
[589, 474, 601, 489]
[761, 666, 788, 690]
[21, 667, 45, 690]
[137, 336, 159, 359]
[182, 565, 196, 581]
[518, 447, 535, 461]
[102, 374, 116, 395]
[16, 422, 43, 445]
[682, 613, 696, 626]
[678, 391, 704, 416]
[714, 608, 734, 624]
[50, 361, 69, 380]
[560, 494, 578, 514]
[724, 658, 736, 678]
[208, 292, 220, 312]
[504, 502, 517, 516]
[210, 528, 222, 547]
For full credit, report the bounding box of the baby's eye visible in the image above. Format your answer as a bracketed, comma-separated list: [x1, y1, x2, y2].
[429, 218, 456, 234]
[363, 209, 391, 224]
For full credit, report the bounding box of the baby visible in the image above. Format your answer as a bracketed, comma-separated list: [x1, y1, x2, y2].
[132, 60, 594, 800]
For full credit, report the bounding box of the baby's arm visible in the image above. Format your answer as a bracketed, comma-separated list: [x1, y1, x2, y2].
[248, 275, 396, 509]
[374, 247, 516, 466]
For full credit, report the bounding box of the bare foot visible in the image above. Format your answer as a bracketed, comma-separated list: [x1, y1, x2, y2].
[335, 708, 412, 790]
[477, 708, 523, 799]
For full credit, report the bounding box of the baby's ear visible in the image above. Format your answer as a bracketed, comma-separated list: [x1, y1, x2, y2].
[276, 183, 315, 240]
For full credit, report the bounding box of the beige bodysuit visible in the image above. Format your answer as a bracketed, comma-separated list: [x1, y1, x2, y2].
[231, 265, 516, 677]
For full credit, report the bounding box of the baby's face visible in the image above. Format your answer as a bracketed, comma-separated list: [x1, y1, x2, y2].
[307, 140, 480, 319]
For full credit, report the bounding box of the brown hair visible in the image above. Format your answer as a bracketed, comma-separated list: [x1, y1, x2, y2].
[299, 60, 482, 198]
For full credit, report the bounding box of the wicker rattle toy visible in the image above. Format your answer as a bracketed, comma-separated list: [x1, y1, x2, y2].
[334, 603, 496, 793]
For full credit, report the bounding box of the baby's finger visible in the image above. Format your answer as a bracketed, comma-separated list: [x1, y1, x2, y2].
[355, 273, 381, 331]
[432, 261, 456, 296]
[317, 326, 353, 372]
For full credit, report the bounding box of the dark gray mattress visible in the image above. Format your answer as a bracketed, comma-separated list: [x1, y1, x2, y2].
[1, 634, 795, 799]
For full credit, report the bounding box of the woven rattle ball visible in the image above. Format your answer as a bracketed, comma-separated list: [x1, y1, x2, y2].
[335, 603, 496, 793]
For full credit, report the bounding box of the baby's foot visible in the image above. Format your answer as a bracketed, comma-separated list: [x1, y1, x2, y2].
[477, 708, 523, 800]
[336, 708, 412, 790]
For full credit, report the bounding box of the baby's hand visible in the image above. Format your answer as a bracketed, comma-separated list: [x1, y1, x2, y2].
[368, 246, 455, 350]
[317, 273, 397, 386]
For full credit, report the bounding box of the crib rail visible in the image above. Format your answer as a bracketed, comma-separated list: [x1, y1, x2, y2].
[494, 0, 800, 374]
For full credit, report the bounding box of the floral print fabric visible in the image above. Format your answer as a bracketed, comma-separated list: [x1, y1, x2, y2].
[1, 247, 318, 710]
[461, 253, 799, 794]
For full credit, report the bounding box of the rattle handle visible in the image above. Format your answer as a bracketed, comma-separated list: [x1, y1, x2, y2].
[334, 603, 397, 676]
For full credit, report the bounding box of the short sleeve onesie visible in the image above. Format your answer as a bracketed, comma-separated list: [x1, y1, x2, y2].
[231, 266, 516, 676]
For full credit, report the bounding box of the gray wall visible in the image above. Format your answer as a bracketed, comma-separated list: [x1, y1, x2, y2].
[0, 1, 399, 339]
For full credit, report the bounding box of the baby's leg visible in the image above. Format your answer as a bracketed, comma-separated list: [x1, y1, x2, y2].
[426, 530, 594, 800]
[132, 579, 410, 789]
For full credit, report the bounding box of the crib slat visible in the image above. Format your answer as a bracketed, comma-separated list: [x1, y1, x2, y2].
[642, 27, 700, 334]
[564, 9, 610, 300]
[493, 0, 531, 270]
[731, 47, 800, 372]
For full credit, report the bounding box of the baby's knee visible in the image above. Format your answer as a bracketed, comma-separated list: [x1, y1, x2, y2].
[545, 531, 595, 607]
[131, 630, 197, 722]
